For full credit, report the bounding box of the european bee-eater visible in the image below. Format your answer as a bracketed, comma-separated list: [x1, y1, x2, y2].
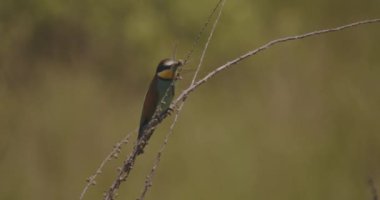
[138, 58, 183, 140]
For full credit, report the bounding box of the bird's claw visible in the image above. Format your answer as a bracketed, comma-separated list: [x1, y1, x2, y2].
[166, 107, 174, 116]
[175, 75, 183, 80]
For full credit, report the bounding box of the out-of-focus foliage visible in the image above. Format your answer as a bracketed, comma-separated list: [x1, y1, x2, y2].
[1, 0, 380, 199]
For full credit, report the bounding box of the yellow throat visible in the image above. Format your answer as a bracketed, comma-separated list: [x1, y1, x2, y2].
[157, 69, 175, 80]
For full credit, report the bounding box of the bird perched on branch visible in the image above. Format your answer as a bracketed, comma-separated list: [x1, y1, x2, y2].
[138, 58, 183, 140]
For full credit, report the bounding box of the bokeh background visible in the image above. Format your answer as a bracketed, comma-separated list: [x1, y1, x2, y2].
[1, 0, 380, 199]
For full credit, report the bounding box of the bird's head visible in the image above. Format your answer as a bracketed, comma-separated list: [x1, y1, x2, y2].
[156, 58, 183, 80]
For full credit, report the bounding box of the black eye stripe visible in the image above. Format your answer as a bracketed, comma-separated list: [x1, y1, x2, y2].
[156, 65, 171, 73]
[155, 58, 181, 73]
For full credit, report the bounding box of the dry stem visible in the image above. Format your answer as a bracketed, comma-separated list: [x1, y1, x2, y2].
[172, 18, 380, 107]
[137, 103, 185, 200]
[79, 129, 135, 200]
[136, 2, 225, 198]
[102, 18, 380, 200]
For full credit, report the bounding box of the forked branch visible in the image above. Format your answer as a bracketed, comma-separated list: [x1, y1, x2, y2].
[172, 18, 380, 107]
[103, 18, 380, 200]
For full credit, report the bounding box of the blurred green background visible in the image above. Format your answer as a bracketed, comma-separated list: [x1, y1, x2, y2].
[1, 0, 380, 199]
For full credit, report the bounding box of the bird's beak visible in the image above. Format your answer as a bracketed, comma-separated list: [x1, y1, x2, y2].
[172, 59, 184, 70]
[177, 59, 184, 66]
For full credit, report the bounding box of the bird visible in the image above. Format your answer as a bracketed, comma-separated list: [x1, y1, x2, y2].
[138, 58, 183, 141]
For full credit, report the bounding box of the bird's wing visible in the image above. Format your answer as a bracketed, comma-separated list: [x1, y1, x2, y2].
[139, 77, 159, 138]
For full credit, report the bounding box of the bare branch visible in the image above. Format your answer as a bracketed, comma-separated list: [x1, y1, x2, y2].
[134, 2, 226, 199]
[79, 129, 136, 200]
[173, 18, 380, 107]
[191, 0, 225, 85]
[135, 2, 226, 198]
[183, 0, 225, 63]
[102, 1, 226, 199]
[102, 18, 380, 200]
[137, 103, 185, 200]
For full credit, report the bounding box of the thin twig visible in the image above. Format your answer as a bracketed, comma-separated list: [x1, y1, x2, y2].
[137, 3, 226, 198]
[79, 129, 136, 200]
[172, 18, 380, 107]
[183, 0, 224, 64]
[191, 0, 225, 86]
[102, 2, 225, 199]
[137, 102, 185, 200]
[103, 18, 380, 200]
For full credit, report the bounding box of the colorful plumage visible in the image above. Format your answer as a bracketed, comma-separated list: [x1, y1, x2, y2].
[138, 58, 183, 140]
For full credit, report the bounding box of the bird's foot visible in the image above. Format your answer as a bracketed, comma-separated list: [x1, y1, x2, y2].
[175, 75, 183, 81]
[165, 107, 175, 116]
